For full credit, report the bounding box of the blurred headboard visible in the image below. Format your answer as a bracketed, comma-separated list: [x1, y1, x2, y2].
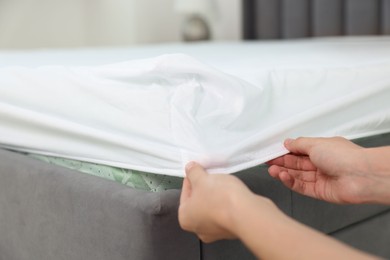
[243, 0, 390, 39]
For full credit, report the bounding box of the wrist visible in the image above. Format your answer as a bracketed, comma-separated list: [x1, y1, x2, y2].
[360, 146, 390, 204]
[219, 188, 255, 236]
[227, 192, 284, 239]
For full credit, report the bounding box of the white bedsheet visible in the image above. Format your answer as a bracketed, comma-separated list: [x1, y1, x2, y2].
[1, 37, 390, 177]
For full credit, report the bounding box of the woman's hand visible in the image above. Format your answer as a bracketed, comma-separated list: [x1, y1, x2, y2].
[268, 137, 390, 204]
[178, 160, 376, 260]
[178, 162, 259, 243]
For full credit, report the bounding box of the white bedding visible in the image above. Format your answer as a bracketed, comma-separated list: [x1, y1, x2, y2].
[1, 36, 390, 177]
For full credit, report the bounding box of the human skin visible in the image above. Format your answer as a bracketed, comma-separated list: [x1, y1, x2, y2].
[179, 137, 390, 259]
[267, 137, 390, 205]
[179, 162, 377, 260]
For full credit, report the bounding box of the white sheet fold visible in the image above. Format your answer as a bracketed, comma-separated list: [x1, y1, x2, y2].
[0, 53, 389, 177]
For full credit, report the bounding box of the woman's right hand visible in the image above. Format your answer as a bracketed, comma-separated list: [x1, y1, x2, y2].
[267, 137, 390, 204]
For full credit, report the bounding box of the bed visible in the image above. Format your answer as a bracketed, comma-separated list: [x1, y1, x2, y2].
[1, 1, 390, 259]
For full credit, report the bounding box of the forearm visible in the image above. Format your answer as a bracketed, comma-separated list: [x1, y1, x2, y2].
[230, 195, 378, 260]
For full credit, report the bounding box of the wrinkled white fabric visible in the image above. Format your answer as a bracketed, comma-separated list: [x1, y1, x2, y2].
[0, 53, 390, 177]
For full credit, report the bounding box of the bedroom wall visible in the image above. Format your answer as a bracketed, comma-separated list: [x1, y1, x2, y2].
[0, 0, 242, 49]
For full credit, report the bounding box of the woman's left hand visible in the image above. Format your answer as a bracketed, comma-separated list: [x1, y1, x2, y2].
[178, 162, 253, 243]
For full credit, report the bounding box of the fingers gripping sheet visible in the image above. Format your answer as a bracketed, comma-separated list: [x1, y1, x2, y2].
[0, 54, 390, 177]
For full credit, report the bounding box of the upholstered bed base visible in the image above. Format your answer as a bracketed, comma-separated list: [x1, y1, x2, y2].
[1, 134, 390, 259]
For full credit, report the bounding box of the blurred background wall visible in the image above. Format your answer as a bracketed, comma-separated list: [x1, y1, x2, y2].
[0, 0, 242, 49]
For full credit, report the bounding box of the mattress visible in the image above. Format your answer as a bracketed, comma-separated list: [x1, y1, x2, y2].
[27, 153, 183, 192]
[1, 36, 390, 179]
[22, 131, 390, 191]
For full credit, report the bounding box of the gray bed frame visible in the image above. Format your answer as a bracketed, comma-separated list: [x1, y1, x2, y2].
[1, 1, 390, 259]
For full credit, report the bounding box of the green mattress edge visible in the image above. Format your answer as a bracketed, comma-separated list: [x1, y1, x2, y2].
[28, 154, 183, 192]
[25, 132, 390, 192]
